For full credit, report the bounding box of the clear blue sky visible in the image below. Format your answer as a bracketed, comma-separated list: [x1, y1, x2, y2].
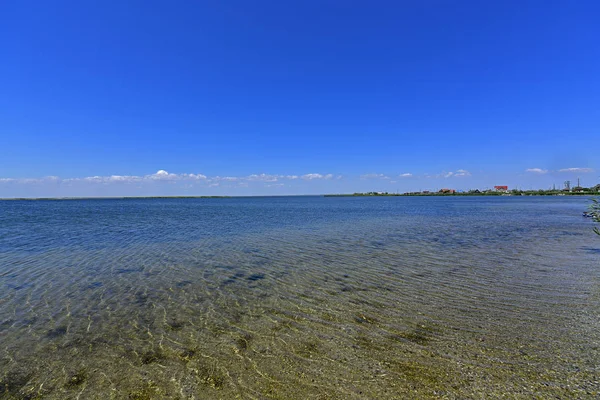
[1, 0, 598, 197]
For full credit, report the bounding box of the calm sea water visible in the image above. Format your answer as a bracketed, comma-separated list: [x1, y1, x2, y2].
[0, 196, 598, 399]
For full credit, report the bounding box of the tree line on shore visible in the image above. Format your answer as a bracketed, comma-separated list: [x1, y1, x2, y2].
[336, 189, 600, 197]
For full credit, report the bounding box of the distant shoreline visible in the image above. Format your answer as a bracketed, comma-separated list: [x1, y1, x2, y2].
[1, 192, 598, 201]
[0, 196, 232, 201]
[325, 192, 600, 197]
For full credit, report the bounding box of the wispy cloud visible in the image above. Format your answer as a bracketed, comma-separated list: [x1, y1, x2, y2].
[1, 170, 335, 186]
[63, 170, 208, 184]
[525, 167, 593, 174]
[213, 176, 239, 182]
[78, 175, 142, 183]
[149, 170, 179, 181]
[247, 173, 279, 182]
[432, 169, 471, 178]
[1, 176, 61, 184]
[399, 173, 412, 177]
[301, 173, 333, 180]
[525, 168, 548, 174]
[425, 169, 471, 179]
[558, 167, 594, 173]
[245, 173, 301, 182]
[360, 173, 389, 180]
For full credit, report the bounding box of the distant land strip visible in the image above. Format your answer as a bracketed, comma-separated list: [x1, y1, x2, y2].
[1, 191, 599, 201]
[326, 190, 600, 197]
[0, 196, 231, 201]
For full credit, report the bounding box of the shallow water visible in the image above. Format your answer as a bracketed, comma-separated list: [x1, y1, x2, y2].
[0, 196, 599, 399]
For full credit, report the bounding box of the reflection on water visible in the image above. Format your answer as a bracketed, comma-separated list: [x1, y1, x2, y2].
[0, 197, 599, 399]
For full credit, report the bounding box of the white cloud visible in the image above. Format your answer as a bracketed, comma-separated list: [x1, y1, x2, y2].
[301, 173, 333, 180]
[69, 170, 208, 184]
[0, 170, 338, 187]
[247, 173, 280, 182]
[1, 176, 62, 184]
[149, 170, 179, 181]
[427, 169, 472, 179]
[182, 173, 207, 180]
[107, 175, 136, 182]
[399, 173, 412, 177]
[525, 168, 548, 174]
[360, 173, 390, 180]
[215, 176, 239, 182]
[74, 173, 155, 184]
[558, 167, 594, 173]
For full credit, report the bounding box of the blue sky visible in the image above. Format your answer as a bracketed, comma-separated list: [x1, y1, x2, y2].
[1, 0, 598, 197]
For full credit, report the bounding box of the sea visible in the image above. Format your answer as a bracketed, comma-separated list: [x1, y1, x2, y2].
[0, 196, 598, 399]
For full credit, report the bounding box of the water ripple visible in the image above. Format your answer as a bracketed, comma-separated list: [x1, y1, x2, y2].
[0, 196, 598, 398]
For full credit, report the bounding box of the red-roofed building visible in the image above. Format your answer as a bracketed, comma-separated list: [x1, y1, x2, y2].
[494, 185, 509, 192]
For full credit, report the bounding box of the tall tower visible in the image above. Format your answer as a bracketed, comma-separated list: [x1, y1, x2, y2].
[564, 180, 571, 191]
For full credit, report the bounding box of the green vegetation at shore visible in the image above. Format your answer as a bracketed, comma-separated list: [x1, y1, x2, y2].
[326, 190, 600, 197]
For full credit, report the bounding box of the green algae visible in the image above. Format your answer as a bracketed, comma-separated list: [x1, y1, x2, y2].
[127, 380, 162, 400]
[165, 320, 185, 331]
[189, 361, 226, 390]
[0, 369, 32, 396]
[234, 332, 253, 353]
[64, 369, 88, 389]
[293, 340, 320, 358]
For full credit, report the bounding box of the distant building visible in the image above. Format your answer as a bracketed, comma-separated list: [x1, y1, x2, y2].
[494, 185, 509, 192]
[439, 188, 455, 194]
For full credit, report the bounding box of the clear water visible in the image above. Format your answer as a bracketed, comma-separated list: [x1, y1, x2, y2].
[0, 196, 598, 399]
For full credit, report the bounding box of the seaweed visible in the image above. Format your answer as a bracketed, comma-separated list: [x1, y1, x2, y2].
[247, 273, 265, 281]
[353, 313, 378, 324]
[64, 369, 88, 389]
[166, 320, 185, 331]
[235, 333, 253, 353]
[191, 362, 226, 389]
[0, 369, 32, 395]
[294, 340, 320, 358]
[140, 350, 164, 365]
[178, 348, 196, 362]
[128, 380, 162, 399]
[46, 326, 68, 338]
[389, 324, 439, 346]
